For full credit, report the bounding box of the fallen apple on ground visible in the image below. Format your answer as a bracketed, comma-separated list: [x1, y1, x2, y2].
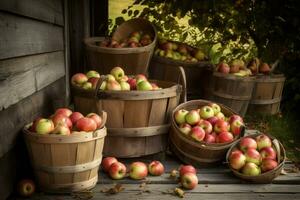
[148, 161, 165, 176]
[129, 162, 148, 180]
[109, 162, 127, 180]
[102, 157, 118, 172]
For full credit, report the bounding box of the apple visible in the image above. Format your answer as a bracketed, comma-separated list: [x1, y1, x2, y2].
[135, 74, 147, 84]
[71, 73, 88, 85]
[160, 42, 173, 51]
[190, 126, 206, 142]
[261, 159, 278, 172]
[256, 134, 272, 150]
[35, 119, 54, 134]
[82, 82, 92, 90]
[242, 162, 261, 176]
[52, 124, 71, 135]
[230, 64, 240, 73]
[179, 165, 197, 176]
[199, 106, 215, 119]
[110, 66, 125, 80]
[86, 113, 102, 128]
[230, 59, 245, 70]
[208, 103, 221, 115]
[177, 44, 188, 55]
[214, 119, 229, 133]
[179, 123, 192, 135]
[197, 120, 213, 134]
[174, 109, 189, 124]
[137, 80, 153, 91]
[106, 74, 116, 81]
[100, 80, 107, 90]
[140, 38, 151, 46]
[118, 75, 129, 82]
[207, 116, 219, 126]
[106, 80, 122, 91]
[228, 114, 243, 124]
[217, 62, 230, 74]
[120, 81, 131, 91]
[194, 49, 205, 61]
[259, 63, 271, 74]
[55, 108, 72, 117]
[181, 173, 198, 190]
[151, 83, 160, 90]
[148, 161, 165, 176]
[29, 117, 42, 132]
[231, 148, 243, 155]
[229, 151, 246, 170]
[185, 110, 200, 125]
[131, 31, 141, 39]
[69, 112, 84, 124]
[101, 157, 118, 172]
[239, 137, 257, 152]
[230, 119, 244, 135]
[215, 112, 225, 120]
[88, 77, 100, 89]
[129, 37, 140, 43]
[127, 78, 137, 90]
[216, 131, 234, 143]
[108, 162, 127, 180]
[204, 133, 216, 143]
[86, 70, 100, 79]
[51, 113, 72, 129]
[129, 162, 148, 180]
[245, 148, 262, 165]
[17, 179, 35, 197]
[75, 117, 97, 132]
[260, 147, 277, 160]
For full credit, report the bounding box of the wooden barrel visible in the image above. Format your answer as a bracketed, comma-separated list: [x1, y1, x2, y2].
[149, 50, 213, 100]
[226, 132, 286, 183]
[247, 74, 285, 115]
[84, 19, 157, 75]
[23, 123, 107, 193]
[169, 100, 242, 167]
[209, 72, 255, 116]
[94, 80, 182, 158]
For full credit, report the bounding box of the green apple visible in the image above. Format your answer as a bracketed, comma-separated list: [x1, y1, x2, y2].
[137, 81, 153, 91]
[106, 74, 116, 81]
[36, 119, 54, 134]
[120, 81, 130, 91]
[86, 70, 100, 79]
[199, 106, 215, 119]
[110, 67, 125, 80]
[82, 82, 92, 90]
[194, 49, 205, 61]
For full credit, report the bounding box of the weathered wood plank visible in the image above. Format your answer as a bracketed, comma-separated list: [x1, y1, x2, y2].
[0, 77, 66, 158]
[0, 0, 64, 26]
[0, 51, 65, 109]
[0, 150, 16, 200]
[0, 12, 64, 60]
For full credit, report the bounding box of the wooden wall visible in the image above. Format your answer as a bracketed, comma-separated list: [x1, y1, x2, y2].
[0, 0, 68, 198]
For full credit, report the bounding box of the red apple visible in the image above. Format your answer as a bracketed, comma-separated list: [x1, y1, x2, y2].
[69, 112, 84, 124]
[106, 80, 122, 91]
[190, 126, 206, 142]
[204, 133, 216, 144]
[148, 161, 165, 176]
[256, 134, 272, 150]
[199, 106, 215, 119]
[174, 109, 189, 124]
[215, 112, 225, 120]
[129, 162, 148, 180]
[229, 151, 246, 170]
[217, 62, 230, 74]
[71, 73, 88, 85]
[242, 162, 261, 176]
[179, 123, 192, 135]
[245, 148, 262, 165]
[55, 108, 73, 117]
[207, 116, 219, 126]
[197, 120, 213, 134]
[214, 119, 229, 133]
[101, 157, 118, 172]
[52, 124, 71, 135]
[86, 113, 102, 128]
[230, 119, 244, 135]
[181, 173, 198, 190]
[179, 165, 197, 176]
[35, 118, 54, 134]
[109, 162, 127, 180]
[261, 159, 278, 172]
[216, 131, 234, 143]
[231, 148, 243, 155]
[88, 77, 100, 89]
[135, 74, 147, 84]
[17, 179, 35, 197]
[228, 114, 243, 124]
[260, 147, 277, 160]
[51, 113, 72, 129]
[185, 110, 201, 125]
[239, 137, 258, 152]
[127, 78, 137, 90]
[75, 117, 97, 132]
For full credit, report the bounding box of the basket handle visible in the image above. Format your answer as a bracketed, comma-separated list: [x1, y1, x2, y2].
[176, 66, 187, 103]
[98, 110, 107, 129]
[272, 139, 281, 163]
[94, 75, 107, 98]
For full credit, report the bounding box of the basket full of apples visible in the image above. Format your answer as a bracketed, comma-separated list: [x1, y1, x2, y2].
[169, 100, 245, 166]
[226, 133, 286, 183]
[23, 108, 107, 193]
[84, 18, 157, 75]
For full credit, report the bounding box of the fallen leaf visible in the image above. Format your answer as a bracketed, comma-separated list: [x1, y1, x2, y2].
[139, 182, 147, 188]
[174, 187, 185, 198]
[101, 184, 124, 195]
[71, 190, 93, 200]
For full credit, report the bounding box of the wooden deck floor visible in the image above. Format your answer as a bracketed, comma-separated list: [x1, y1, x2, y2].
[11, 153, 300, 200]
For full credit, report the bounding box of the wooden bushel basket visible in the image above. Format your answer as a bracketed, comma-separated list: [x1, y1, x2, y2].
[226, 132, 286, 183]
[169, 100, 243, 167]
[208, 72, 255, 116]
[84, 18, 157, 75]
[95, 80, 183, 158]
[247, 74, 285, 115]
[149, 40, 213, 99]
[23, 112, 107, 193]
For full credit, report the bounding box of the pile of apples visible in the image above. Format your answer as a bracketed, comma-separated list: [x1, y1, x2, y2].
[217, 58, 272, 77]
[98, 31, 153, 48]
[228, 134, 279, 176]
[71, 67, 161, 91]
[29, 108, 103, 135]
[154, 39, 206, 62]
[174, 103, 244, 144]
[101, 157, 164, 180]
